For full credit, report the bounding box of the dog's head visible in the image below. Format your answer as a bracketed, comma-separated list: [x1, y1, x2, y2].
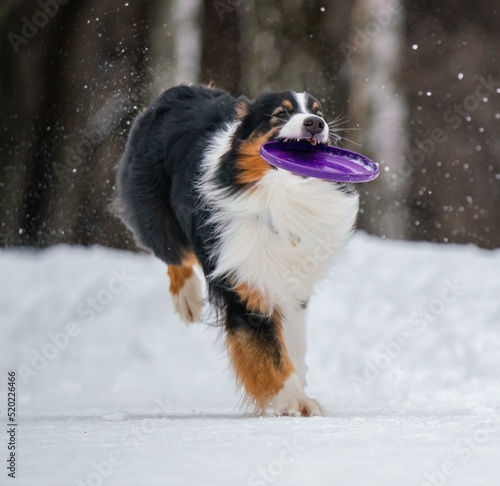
[235, 91, 330, 146]
[221, 91, 333, 188]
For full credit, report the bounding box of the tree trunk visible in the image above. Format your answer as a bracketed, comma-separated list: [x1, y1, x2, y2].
[346, 0, 410, 240]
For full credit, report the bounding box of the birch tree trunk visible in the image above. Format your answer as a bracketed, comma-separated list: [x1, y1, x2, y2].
[346, 0, 410, 240]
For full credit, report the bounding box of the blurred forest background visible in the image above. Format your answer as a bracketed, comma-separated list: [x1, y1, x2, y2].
[0, 0, 499, 250]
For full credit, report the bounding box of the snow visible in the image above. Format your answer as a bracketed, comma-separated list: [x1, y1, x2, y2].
[1, 232, 499, 485]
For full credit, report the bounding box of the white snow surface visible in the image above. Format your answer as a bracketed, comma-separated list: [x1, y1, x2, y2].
[1, 232, 500, 485]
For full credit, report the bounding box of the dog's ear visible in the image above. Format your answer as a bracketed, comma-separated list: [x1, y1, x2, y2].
[236, 95, 251, 119]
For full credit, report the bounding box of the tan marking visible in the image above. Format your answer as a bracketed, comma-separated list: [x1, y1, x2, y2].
[270, 106, 286, 126]
[233, 281, 272, 315]
[167, 253, 198, 295]
[272, 106, 285, 116]
[272, 101, 293, 118]
[226, 311, 294, 407]
[311, 101, 319, 111]
[235, 128, 280, 185]
[271, 100, 294, 124]
[182, 253, 199, 267]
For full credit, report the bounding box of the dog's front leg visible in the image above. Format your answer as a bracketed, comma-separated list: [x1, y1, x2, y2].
[224, 285, 322, 417]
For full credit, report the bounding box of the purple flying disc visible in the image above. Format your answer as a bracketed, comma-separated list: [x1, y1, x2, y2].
[260, 141, 379, 183]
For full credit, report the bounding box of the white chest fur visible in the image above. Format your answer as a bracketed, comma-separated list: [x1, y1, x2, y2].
[205, 168, 359, 308]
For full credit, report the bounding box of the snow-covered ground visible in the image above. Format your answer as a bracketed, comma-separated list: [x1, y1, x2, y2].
[1, 232, 499, 485]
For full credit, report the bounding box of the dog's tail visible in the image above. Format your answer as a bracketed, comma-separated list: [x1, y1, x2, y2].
[112, 107, 191, 265]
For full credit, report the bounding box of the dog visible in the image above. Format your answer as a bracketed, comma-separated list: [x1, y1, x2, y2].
[115, 84, 359, 416]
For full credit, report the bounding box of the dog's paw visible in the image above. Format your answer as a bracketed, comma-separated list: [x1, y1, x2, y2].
[269, 397, 323, 417]
[266, 374, 324, 417]
[172, 274, 203, 324]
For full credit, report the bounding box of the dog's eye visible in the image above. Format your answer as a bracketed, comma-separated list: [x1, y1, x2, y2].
[275, 110, 287, 118]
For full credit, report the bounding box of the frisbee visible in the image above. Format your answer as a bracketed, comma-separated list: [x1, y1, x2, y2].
[259, 141, 380, 183]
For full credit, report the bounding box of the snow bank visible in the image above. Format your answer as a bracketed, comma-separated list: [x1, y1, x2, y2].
[2, 232, 498, 417]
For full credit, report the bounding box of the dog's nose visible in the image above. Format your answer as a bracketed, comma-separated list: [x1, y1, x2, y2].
[303, 116, 325, 133]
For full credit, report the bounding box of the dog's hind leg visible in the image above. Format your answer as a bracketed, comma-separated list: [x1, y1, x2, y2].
[167, 253, 203, 324]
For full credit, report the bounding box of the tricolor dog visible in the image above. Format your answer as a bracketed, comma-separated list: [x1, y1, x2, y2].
[115, 84, 359, 416]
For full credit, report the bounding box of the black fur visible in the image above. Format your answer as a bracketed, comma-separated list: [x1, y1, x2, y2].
[116, 85, 236, 270]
